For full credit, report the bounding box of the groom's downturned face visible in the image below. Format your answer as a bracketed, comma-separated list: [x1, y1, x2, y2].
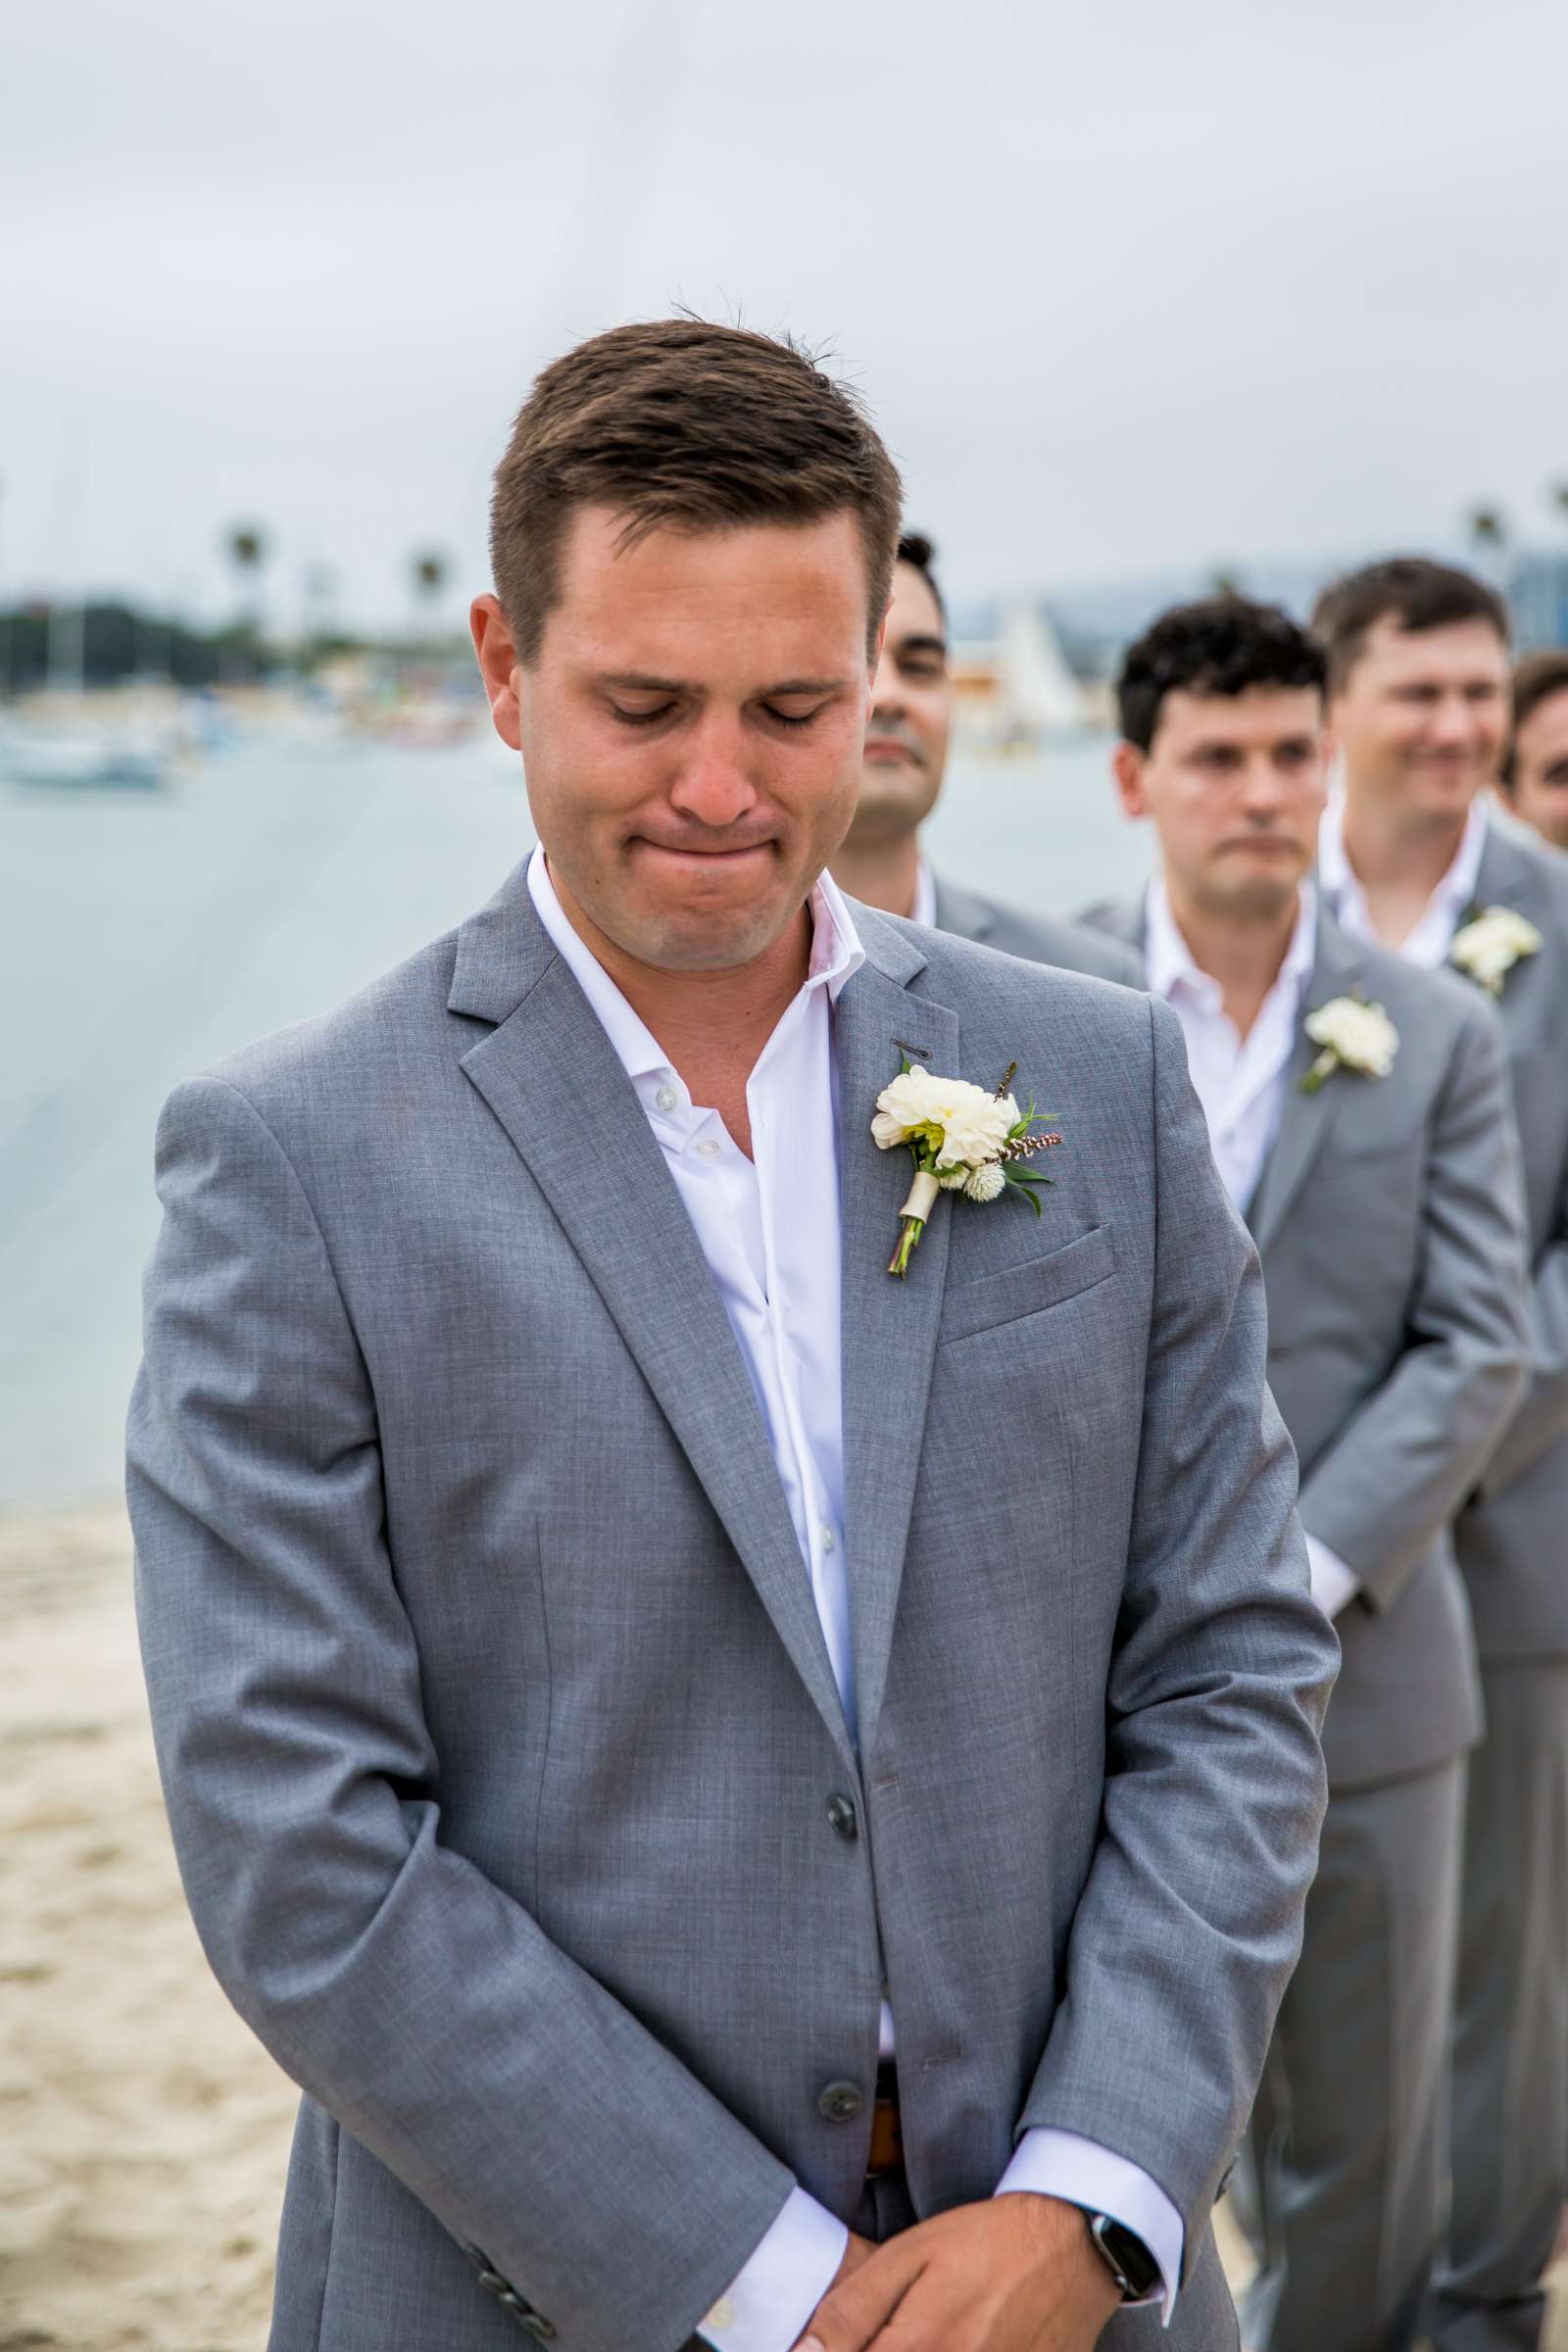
[474, 505, 878, 975]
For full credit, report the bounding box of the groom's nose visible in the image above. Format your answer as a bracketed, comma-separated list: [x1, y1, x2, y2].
[667, 714, 759, 828]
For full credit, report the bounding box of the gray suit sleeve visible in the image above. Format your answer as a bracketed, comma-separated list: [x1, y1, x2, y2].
[1479, 1107, 1568, 1499]
[1298, 1004, 1530, 1607]
[127, 1078, 796, 2352]
[1014, 996, 1337, 2270]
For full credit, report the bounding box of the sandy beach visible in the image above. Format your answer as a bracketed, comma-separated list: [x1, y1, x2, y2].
[2, 1500, 1563, 2351]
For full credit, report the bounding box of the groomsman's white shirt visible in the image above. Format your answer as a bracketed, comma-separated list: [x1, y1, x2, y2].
[1144, 879, 1358, 1623]
[911, 859, 938, 928]
[1317, 794, 1489, 971]
[526, 850, 1182, 2348]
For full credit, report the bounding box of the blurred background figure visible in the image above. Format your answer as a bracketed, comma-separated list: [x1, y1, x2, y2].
[1498, 652, 1568, 853]
[829, 532, 1140, 981]
[1082, 597, 1530, 2352]
[1315, 560, 1568, 2352]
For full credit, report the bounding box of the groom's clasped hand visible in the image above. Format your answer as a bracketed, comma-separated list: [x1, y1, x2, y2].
[794, 2199, 1123, 2352]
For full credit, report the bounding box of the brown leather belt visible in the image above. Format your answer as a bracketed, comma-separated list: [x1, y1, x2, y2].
[867, 2063, 903, 2178]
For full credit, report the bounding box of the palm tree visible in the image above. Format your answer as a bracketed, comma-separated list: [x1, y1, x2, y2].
[223, 523, 269, 677]
[410, 549, 448, 637]
[226, 523, 268, 592]
[1466, 506, 1510, 595]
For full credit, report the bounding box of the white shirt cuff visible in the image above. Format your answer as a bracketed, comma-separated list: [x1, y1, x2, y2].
[697, 2186, 847, 2351]
[1304, 1533, 1360, 1619]
[996, 2127, 1184, 2325]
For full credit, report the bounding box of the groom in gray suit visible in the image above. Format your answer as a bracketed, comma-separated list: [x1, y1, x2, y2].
[1082, 598, 1529, 2351]
[1313, 559, 1568, 2352]
[128, 322, 1336, 2352]
[828, 534, 1139, 987]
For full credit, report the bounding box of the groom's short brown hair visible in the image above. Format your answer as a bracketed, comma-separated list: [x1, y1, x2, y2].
[489, 318, 904, 662]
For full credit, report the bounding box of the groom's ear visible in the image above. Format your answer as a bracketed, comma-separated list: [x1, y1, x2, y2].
[470, 594, 524, 753]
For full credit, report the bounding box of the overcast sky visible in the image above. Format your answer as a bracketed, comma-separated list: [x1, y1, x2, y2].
[3, 0, 1564, 630]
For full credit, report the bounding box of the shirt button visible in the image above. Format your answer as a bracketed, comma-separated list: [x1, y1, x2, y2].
[694, 1139, 721, 1159]
[705, 2298, 738, 2331]
[819, 1526, 837, 1554]
[655, 1085, 678, 1112]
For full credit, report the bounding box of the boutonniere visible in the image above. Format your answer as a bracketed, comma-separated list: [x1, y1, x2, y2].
[871, 1056, 1062, 1277]
[1300, 993, 1399, 1096]
[1449, 904, 1543, 997]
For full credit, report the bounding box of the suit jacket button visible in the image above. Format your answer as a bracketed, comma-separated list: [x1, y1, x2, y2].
[819, 2081, 864, 2122]
[826, 1793, 858, 1839]
[520, 2319, 557, 2342]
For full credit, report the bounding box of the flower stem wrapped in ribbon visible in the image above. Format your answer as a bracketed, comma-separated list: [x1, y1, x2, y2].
[872, 1055, 1062, 1277]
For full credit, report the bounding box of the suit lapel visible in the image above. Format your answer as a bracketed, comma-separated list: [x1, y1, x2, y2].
[1249, 912, 1368, 1255]
[1473, 821, 1528, 917]
[452, 873, 858, 1776]
[834, 931, 960, 1760]
[1469, 820, 1554, 1042]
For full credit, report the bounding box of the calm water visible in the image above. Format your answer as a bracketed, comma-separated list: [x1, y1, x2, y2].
[0, 731, 1151, 1504]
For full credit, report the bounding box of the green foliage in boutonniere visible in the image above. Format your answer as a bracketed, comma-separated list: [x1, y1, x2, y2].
[871, 1056, 1062, 1277]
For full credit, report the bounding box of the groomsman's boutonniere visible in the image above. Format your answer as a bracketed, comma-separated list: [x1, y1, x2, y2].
[1449, 905, 1543, 997]
[872, 1057, 1062, 1277]
[1300, 994, 1399, 1097]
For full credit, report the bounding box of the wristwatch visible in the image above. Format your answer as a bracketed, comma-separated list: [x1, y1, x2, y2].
[1086, 2211, 1162, 2301]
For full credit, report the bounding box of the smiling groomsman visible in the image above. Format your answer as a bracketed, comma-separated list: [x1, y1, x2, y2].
[828, 532, 1140, 983]
[1082, 597, 1530, 2352]
[1313, 559, 1568, 2352]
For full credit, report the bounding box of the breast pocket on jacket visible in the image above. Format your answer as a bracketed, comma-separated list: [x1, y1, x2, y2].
[940, 1221, 1116, 1346]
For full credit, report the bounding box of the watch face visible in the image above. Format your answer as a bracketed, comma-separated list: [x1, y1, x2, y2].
[1093, 2215, 1161, 2298]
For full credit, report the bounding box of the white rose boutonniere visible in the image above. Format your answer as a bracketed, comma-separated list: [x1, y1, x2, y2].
[1300, 995, 1399, 1097]
[872, 1056, 1062, 1277]
[1449, 905, 1544, 997]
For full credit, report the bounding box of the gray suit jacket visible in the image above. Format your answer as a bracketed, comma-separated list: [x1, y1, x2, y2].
[1452, 815, 1568, 1657]
[128, 868, 1336, 2352]
[932, 874, 1144, 986]
[1082, 893, 1529, 1790]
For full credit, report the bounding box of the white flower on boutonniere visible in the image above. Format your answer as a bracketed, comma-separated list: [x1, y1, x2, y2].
[1449, 905, 1544, 997]
[872, 1057, 1062, 1277]
[1300, 995, 1399, 1097]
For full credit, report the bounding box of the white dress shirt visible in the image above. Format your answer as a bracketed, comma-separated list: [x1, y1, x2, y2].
[1317, 793, 1489, 970]
[1143, 879, 1358, 1622]
[910, 857, 938, 929]
[526, 849, 1182, 2344]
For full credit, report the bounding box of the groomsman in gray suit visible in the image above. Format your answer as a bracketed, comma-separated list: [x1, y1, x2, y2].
[829, 533, 1139, 985]
[1313, 558, 1568, 2352]
[1081, 597, 1530, 2352]
[128, 322, 1338, 2352]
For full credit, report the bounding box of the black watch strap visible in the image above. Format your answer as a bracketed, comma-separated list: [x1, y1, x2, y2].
[1087, 2211, 1162, 2300]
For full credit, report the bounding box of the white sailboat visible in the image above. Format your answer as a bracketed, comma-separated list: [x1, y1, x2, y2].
[995, 600, 1086, 737]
